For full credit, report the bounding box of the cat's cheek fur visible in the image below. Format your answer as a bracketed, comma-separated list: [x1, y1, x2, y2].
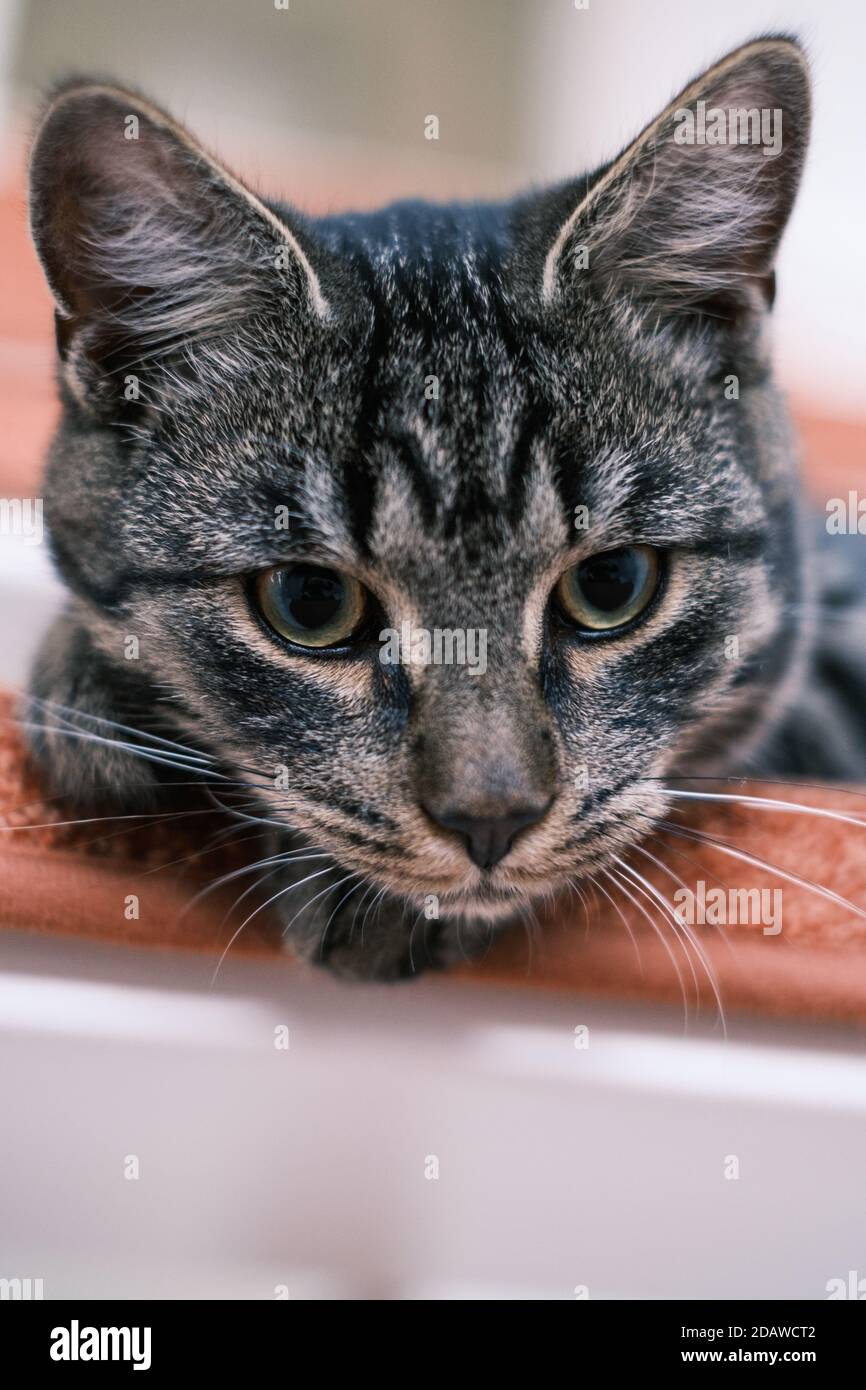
[24, 605, 168, 808]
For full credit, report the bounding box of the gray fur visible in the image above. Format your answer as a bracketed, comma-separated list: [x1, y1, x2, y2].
[25, 39, 859, 980]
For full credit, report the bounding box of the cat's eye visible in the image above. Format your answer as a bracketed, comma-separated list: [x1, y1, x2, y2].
[555, 545, 661, 634]
[255, 563, 369, 649]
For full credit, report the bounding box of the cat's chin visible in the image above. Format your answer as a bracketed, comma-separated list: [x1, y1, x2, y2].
[280, 899, 498, 982]
[437, 884, 536, 921]
[271, 859, 568, 981]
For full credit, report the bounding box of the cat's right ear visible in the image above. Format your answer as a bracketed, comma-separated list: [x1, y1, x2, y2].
[29, 81, 333, 412]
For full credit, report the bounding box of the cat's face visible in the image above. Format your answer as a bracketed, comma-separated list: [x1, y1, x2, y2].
[28, 39, 811, 968]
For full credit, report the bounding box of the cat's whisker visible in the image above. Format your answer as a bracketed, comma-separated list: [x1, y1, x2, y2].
[591, 871, 644, 974]
[80, 797, 270, 854]
[660, 821, 866, 922]
[653, 787, 866, 831]
[209, 863, 340, 985]
[564, 875, 590, 936]
[588, 877, 604, 929]
[26, 695, 216, 765]
[632, 841, 740, 972]
[566, 875, 592, 939]
[0, 803, 266, 869]
[348, 880, 378, 945]
[644, 831, 736, 905]
[407, 903, 426, 975]
[13, 720, 229, 782]
[318, 876, 369, 963]
[204, 789, 293, 828]
[141, 827, 273, 876]
[607, 865, 689, 1027]
[218, 857, 308, 930]
[642, 772, 866, 803]
[182, 847, 329, 918]
[515, 903, 536, 976]
[25, 697, 281, 791]
[373, 883, 395, 941]
[0, 777, 255, 827]
[584, 877, 602, 938]
[281, 870, 362, 942]
[360, 885, 389, 946]
[202, 785, 292, 831]
[613, 853, 707, 1017]
[522, 893, 546, 973]
[617, 849, 727, 1034]
[205, 817, 274, 847]
[2, 809, 173, 832]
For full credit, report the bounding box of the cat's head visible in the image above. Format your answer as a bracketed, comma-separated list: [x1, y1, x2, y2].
[27, 38, 811, 966]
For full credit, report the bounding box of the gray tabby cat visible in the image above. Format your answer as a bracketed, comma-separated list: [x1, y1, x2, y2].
[24, 36, 861, 979]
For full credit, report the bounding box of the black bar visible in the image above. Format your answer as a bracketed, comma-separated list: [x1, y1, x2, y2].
[1, 1298, 862, 1373]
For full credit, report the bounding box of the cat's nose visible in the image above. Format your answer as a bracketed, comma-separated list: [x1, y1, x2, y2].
[425, 803, 549, 870]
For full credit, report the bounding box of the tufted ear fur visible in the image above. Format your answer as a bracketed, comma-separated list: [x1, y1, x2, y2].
[542, 36, 811, 326]
[29, 81, 330, 415]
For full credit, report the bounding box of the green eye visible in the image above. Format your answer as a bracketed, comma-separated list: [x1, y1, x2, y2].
[555, 545, 661, 633]
[255, 563, 368, 649]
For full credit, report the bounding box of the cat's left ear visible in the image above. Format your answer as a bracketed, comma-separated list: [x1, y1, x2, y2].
[29, 81, 334, 410]
[540, 36, 811, 324]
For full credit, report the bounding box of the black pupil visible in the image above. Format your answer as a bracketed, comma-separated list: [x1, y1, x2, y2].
[578, 549, 640, 612]
[280, 565, 345, 631]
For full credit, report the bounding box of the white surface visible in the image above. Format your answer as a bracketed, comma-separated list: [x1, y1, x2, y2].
[1, 931, 865, 1300]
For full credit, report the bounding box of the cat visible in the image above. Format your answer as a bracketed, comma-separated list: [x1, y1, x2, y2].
[24, 35, 861, 980]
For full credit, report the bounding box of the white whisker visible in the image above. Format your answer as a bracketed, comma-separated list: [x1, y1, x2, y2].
[592, 871, 644, 973]
[607, 864, 689, 1026]
[615, 851, 726, 1035]
[656, 787, 866, 831]
[662, 822, 866, 922]
[209, 864, 339, 985]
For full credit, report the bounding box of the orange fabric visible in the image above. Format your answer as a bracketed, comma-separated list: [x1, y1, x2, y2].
[2, 690, 866, 1023]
